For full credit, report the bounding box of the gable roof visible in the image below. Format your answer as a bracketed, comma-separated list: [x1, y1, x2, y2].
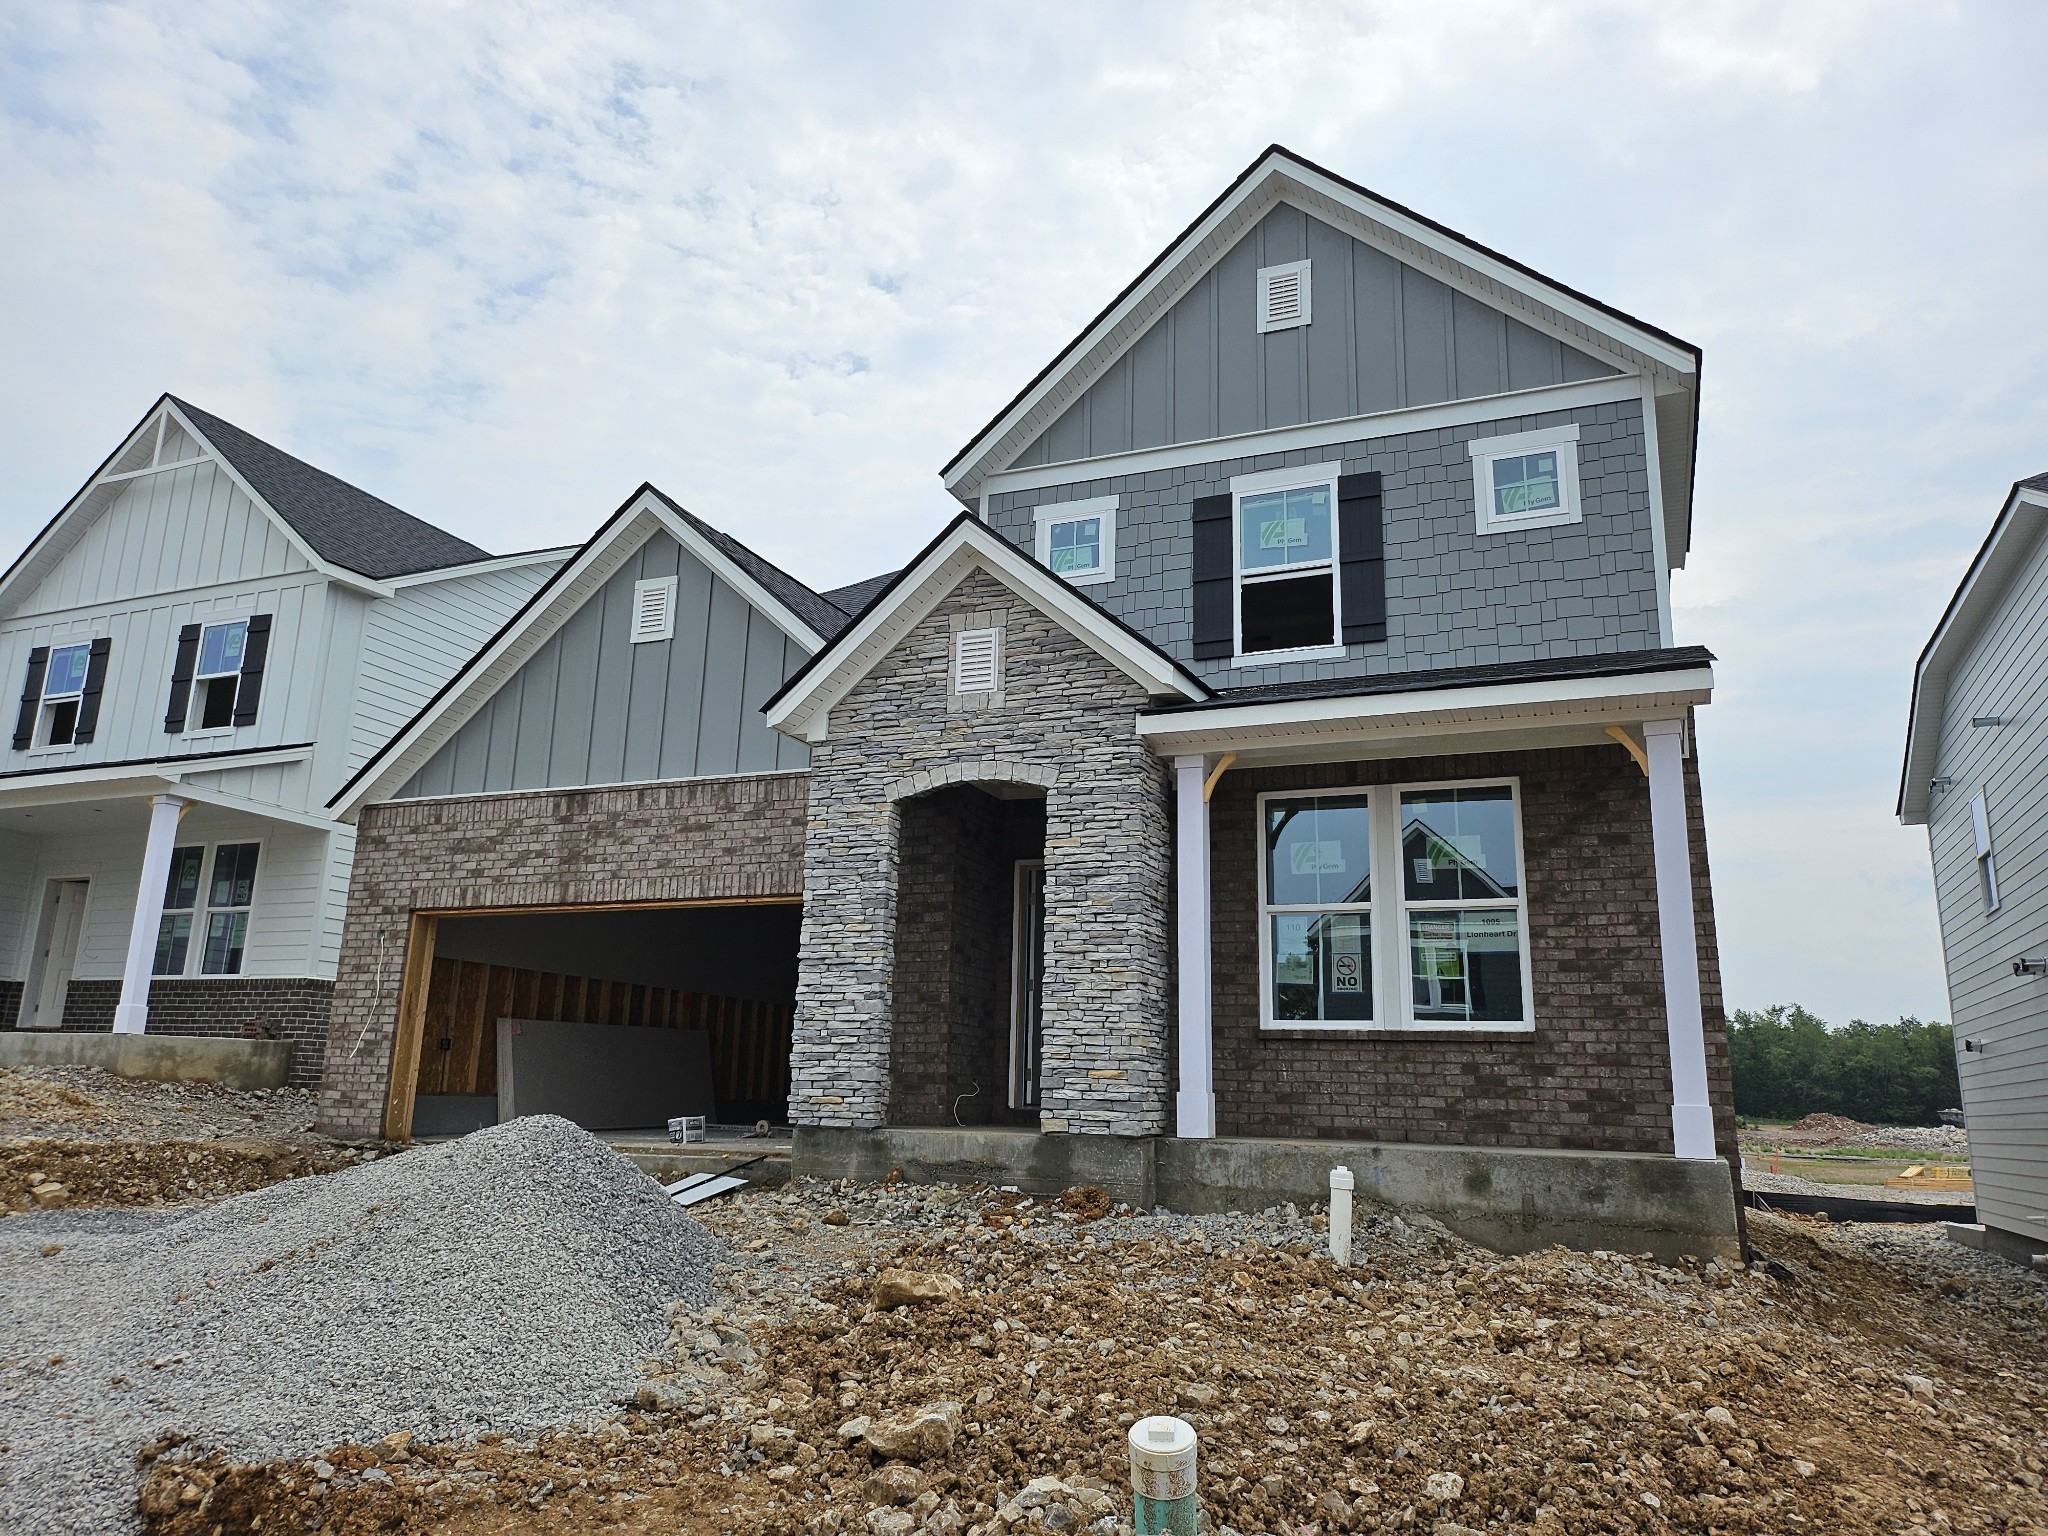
[1898, 473, 2048, 824]
[168, 398, 489, 579]
[821, 571, 898, 620]
[329, 482, 844, 818]
[941, 144, 1702, 558]
[763, 513, 1208, 743]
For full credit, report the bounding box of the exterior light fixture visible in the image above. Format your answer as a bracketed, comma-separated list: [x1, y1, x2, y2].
[2015, 957, 2048, 978]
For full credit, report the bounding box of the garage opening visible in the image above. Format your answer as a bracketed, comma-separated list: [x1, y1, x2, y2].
[402, 902, 800, 1138]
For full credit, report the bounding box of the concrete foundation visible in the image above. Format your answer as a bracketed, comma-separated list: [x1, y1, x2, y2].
[794, 1126, 1743, 1262]
[0, 1030, 292, 1091]
[1943, 1220, 2048, 1270]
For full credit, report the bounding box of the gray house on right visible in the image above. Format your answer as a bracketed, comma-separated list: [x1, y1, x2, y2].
[1901, 472, 2048, 1265]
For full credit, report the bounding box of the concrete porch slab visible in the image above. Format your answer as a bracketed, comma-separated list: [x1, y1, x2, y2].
[0, 1030, 292, 1091]
[794, 1125, 1743, 1263]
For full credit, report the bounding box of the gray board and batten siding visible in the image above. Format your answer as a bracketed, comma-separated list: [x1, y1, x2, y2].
[988, 396, 1661, 693]
[395, 531, 810, 799]
[1012, 203, 1618, 468]
[1926, 512, 2048, 1245]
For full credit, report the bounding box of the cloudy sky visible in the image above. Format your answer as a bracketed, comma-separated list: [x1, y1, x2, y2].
[4, 2, 2044, 1025]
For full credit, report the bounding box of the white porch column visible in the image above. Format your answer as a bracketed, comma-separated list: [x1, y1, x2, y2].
[1173, 755, 1216, 1139]
[1644, 720, 1715, 1158]
[113, 793, 187, 1035]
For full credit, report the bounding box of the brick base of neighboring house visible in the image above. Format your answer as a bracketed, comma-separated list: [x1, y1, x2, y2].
[9, 978, 337, 1090]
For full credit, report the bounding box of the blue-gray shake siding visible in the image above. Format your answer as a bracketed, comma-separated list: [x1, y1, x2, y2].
[1012, 203, 1617, 467]
[397, 531, 810, 798]
[988, 397, 1661, 690]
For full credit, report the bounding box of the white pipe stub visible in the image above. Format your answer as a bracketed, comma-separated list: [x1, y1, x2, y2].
[1329, 1165, 1355, 1268]
[1128, 1414, 1198, 1495]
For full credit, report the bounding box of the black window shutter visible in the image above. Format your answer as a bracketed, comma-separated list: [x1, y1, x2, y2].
[232, 614, 273, 727]
[71, 637, 113, 744]
[13, 646, 49, 751]
[1191, 494, 1235, 660]
[1338, 472, 1387, 645]
[165, 623, 201, 733]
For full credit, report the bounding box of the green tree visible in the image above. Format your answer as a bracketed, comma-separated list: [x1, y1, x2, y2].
[1728, 1005, 1959, 1124]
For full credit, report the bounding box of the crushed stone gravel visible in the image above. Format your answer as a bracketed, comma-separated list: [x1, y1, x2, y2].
[0, 1114, 724, 1536]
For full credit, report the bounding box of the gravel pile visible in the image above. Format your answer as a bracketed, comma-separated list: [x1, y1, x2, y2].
[0, 1115, 724, 1536]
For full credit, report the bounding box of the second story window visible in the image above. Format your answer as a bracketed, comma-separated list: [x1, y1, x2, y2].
[165, 614, 271, 736]
[1234, 465, 1341, 656]
[12, 638, 110, 753]
[36, 644, 91, 747]
[1469, 424, 1584, 535]
[1033, 496, 1117, 586]
[192, 621, 247, 730]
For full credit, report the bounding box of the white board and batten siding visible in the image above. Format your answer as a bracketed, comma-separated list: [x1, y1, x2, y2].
[396, 530, 811, 799]
[1929, 516, 2048, 1244]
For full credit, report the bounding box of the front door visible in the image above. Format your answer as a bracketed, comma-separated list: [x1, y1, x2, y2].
[25, 880, 89, 1031]
[1008, 860, 1045, 1110]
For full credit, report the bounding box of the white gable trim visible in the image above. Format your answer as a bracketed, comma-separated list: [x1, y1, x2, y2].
[329, 487, 828, 819]
[1899, 485, 2048, 824]
[943, 148, 1699, 508]
[385, 546, 579, 589]
[764, 517, 1205, 745]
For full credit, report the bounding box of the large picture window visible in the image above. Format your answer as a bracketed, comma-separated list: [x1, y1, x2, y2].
[151, 841, 259, 976]
[1400, 784, 1529, 1027]
[1233, 464, 1341, 658]
[1258, 791, 1373, 1026]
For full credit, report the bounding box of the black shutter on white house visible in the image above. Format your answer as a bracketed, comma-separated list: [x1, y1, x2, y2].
[232, 613, 273, 727]
[1337, 472, 1387, 646]
[165, 623, 201, 732]
[72, 637, 112, 744]
[1191, 493, 1234, 660]
[12, 646, 48, 751]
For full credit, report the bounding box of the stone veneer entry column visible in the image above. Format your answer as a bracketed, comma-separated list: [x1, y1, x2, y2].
[789, 570, 1173, 1137]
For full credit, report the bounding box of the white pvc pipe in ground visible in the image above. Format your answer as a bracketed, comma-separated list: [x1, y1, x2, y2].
[1329, 1165, 1354, 1266]
[1129, 1415, 1198, 1535]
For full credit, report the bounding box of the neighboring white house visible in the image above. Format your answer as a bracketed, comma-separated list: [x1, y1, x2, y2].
[1900, 471, 2048, 1265]
[0, 396, 569, 1084]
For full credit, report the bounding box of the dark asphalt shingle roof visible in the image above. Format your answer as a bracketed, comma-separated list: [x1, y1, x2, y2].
[1146, 645, 1717, 714]
[640, 488, 850, 639]
[171, 398, 492, 579]
[820, 571, 898, 621]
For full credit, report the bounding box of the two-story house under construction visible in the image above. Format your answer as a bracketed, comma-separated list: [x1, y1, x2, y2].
[0, 397, 567, 1084]
[322, 148, 1738, 1257]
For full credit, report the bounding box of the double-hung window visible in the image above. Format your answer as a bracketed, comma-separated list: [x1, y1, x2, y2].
[1234, 464, 1341, 657]
[1259, 791, 1374, 1026]
[36, 644, 92, 747]
[152, 842, 259, 975]
[152, 846, 205, 975]
[1033, 496, 1116, 586]
[1400, 784, 1530, 1027]
[190, 620, 248, 730]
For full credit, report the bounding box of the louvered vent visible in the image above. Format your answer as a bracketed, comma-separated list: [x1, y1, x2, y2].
[1257, 259, 1312, 333]
[953, 627, 999, 693]
[631, 577, 678, 643]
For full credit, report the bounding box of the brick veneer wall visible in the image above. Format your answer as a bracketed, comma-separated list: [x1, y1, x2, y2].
[792, 569, 1174, 1137]
[318, 772, 809, 1140]
[37, 978, 337, 1089]
[1205, 742, 1737, 1156]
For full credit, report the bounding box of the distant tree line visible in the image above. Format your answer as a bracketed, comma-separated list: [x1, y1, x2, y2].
[1728, 1005, 1961, 1125]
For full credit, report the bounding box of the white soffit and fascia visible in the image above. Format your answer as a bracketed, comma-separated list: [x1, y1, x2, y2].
[1135, 664, 1714, 763]
[942, 146, 1701, 553]
[330, 487, 831, 820]
[1899, 483, 2048, 825]
[764, 516, 1207, 745]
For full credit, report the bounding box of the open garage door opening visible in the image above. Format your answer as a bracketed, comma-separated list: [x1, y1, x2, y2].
[399, 902, 800, 1139]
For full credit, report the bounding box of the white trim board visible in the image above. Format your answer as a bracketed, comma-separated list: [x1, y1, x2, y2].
[765, 516, 1205, 745]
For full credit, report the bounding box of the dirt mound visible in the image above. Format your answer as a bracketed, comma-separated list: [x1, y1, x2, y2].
[2, 1137, 357, 1211]
[1776, 1112, 1874, 1145]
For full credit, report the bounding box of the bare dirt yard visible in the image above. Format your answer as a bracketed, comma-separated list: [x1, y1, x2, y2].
[4, 1070, 2044, 1536]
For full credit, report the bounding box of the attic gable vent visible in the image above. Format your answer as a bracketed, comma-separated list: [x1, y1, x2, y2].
[953, 626, 1000, 694]
[631, 577, 678, 643]
[1257, 259, 1312, 333]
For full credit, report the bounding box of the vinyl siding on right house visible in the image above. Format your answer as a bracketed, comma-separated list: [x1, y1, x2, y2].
[1928, 515, 2048, 1244]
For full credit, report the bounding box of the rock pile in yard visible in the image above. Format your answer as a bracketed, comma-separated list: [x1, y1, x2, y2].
[0, 1114, 724, 1536]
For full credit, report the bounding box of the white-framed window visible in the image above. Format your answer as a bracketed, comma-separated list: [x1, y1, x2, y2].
[153, 841, 260, 976]
[1258, 789, 1375, 1028]
[188, 619, 249, 731]
[1971, 790, 1999, 914]
[1033, 496, 1117, 586]
[35, 642, 92, 748]
[1257, 259, 1312, 333]
[953, 627, 1000, 694]
[1233, 462, 1343, 661]
[1256, 777, 1534, 1033]
[1468, 424, 1584, 535]
[631, 577, 678, 643]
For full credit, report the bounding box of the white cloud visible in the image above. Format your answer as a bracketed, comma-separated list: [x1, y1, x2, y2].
[4, 0, 2045, 1022]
